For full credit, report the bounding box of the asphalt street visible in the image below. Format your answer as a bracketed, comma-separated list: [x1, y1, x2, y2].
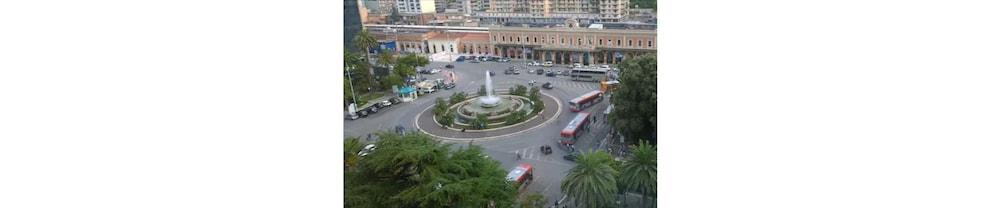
[344, 60, 614, 204]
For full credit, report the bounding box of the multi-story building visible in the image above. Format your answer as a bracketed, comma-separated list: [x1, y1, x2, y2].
[478, 0, 629, 25]
[364, 24, 653, 65]
[489, 26, 654, 65]
[345, 0, 364, 52]
[362, 0, 397, 15]
[397, 0, 436, 14]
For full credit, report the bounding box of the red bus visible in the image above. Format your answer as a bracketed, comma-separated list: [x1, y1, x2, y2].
[506, 163, 534, 191]
[568, 90, 604, 112]
[560, 112, 591, 142]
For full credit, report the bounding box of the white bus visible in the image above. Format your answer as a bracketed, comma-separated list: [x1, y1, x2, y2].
[569, 68, 609, 82]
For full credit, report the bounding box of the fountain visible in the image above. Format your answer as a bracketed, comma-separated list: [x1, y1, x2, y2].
[478, 71, 501, 108]
[433, 70, 543, 130]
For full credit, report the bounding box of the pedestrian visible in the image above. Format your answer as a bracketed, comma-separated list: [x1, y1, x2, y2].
[461, 128, 466, 132]
[366, 133, 371, 141]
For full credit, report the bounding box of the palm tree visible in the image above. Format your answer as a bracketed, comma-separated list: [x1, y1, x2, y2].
[377, 49, 395, 68]
[561, 150, 619, 208]
[353, 29, 378, 63]
[344, 137, 363, 171]
[620, 140, 656, 207]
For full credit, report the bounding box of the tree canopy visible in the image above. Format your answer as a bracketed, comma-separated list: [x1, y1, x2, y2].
[610, 54, 657, 144]
[345, 132, 517, 208]
[561, 150, 619, 208]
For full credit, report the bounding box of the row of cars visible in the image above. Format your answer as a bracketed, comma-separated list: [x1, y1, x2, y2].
[459, 55, 510, 63]
[347, 97, 402, 120]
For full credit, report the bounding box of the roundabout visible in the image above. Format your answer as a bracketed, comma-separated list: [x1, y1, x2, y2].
[415, 89, 562, 141]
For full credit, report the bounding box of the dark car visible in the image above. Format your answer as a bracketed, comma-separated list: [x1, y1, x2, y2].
[456, 56, 465, 62]
[542, 82, 553, 89]
[443, 83, 456, 90]
[389, 97, 401, 104]
[546, 71, 556, 77]
[470, 59, 480, 63]
[563, 153, 579, 162]
[504, 69, 513, 75]
[445, 64, 454, 69]
[489, 71, 496, 76]
[536, 69, 544, 75]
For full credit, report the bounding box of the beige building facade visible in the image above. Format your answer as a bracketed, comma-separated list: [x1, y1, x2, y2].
[489, 26, 654, 65]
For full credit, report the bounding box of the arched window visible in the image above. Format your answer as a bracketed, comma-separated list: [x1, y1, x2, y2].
[600, 39, 604, 45]
[648, 40, 652, 47]
[561, 38, 565, 44]
[578, 38, 582, 45]
[502, 36, 506, 41]
[617, 39, 621, 46]
[517, 37, 521, 42]
[534, 37, 538, 43]
[629, 40, 633, 46]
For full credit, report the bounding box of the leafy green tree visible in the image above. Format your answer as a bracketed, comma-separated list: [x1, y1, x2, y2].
[382, 73, 404, 90]
[433, 97, 449, 116]
[393, 64, 416, 79]
[470, 114, 489, 129]
[345, 49, 374, 91]
[438, 112, 454, 127]
[449, 92, 467, 105]
[505, 110, 526, 125]
[610, 54, 657, 144]
[620, 140, 657, 207]
[631, 0, 656, 9]
[561, 150, 619, 208]
[345, 132, 516, 207]
[519, 192, 547, 208]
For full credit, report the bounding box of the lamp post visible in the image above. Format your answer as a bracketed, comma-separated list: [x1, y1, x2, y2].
[346, 66, 359, 107]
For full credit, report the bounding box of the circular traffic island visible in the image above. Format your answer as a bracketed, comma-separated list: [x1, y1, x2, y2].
[415, 91, 562, 141]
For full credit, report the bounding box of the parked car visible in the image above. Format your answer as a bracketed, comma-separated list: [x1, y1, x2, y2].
[500, 58, 511, 62]
[542, 82, 553, 89]
[389, 97, 401, 104]
[573, 63, 582, 68]
[546, 71, 556, 77]
[429, 69, 441, 74]
[359, 144, 376, 157]
[536, 69, 544, 75]
[529, 61, 540, 66]
[513, 70, 520, 75]
[543, 61, 553, 67]
[456, 56, 465, 62]
[470, 59, 480, 63]
[379, 100, 392, 108]
[489, 71, 496, 76]
[445, 64, 454, 69]
[443, 83, 456, 90]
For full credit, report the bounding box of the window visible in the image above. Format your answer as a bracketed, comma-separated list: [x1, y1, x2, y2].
[517, 37, 521, 42]
[578, 38, 581, 45]
[648, 40, 652, 47]
[534, 37, 538, 43]
[502, 36, 505, 41]
[600, 39, 604, 45]
[561, 38, 564, 44]
[617, 39, 621, 46]
[629, 40, 632, 46]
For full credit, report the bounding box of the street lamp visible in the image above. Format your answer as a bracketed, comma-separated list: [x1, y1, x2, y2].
[346, 66, 359, 107]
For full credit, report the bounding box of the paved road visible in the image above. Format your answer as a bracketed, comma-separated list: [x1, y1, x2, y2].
[344, 60, 614, 204]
